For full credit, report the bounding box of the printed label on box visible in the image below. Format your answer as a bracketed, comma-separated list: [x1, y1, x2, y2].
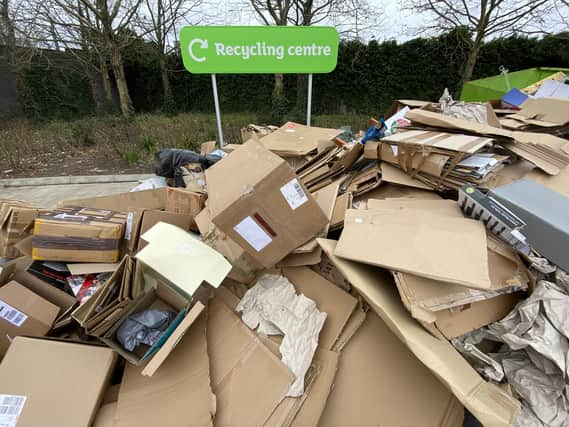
[234, 216, 272, 252]
[0, 394, 26, 427]
[280, 178, 308, 210]
[0, 301, 27, 327]
[125, 212, 134, 241]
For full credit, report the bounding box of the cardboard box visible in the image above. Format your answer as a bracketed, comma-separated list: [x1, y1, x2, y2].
[0, 256, 76, 313]
[318, 311, 464, 427]
[114, 309, 214, 427]
[164, 187, 206, 218]
[490, 178, 569, 272]
[0, 337, 117, 427]
[32, 207, 127, 263]
[0, 201, 37, 258]
[206, 140, 328, 268]
[102, 222, 231, 376]
[317, 239, 521, 426]
[0, 280, 59, 357]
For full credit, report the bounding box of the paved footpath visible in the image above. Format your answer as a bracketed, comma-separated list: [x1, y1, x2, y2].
[0, 174, 154, 207]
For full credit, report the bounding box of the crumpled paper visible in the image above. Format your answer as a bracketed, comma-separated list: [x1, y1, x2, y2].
[236, 274, 327, 397]
[437, 88, 489, 124]
[452, 279, 569, 427]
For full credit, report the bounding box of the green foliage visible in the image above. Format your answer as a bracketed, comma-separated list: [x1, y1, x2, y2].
[16, 31, 569, 121]
[122, 146, 141, 165]
[139, 133, 158, 153]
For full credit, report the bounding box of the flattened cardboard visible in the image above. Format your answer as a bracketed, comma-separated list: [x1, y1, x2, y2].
[0, 203, 37, 258]
[0, 281, 59, 357]
[0, 256, 76, 313]
[59, 188, 167, 211]
[93, 402, 117, 427]
[319, 311, 464, 427]
[206, 140, 328, 267]
[114, 311, 214, 427]
[526, 164, 569, 198]
[0, 337, 117, 427]
[259, 122, 341, 156]
[382, 130, 493, 154]
[354, 183, 441, 203]
[332, 305, 366, 352]
[329, 191, 352, 230]
[317, 239, 521, 427]
[136, 209, 192, 251]
[508, 97, 569, 127]
[67, 262, 119, 275]
[207, 298, 294, 426]
[380, 162, 432, 190]
[282, 267, 357, 350]
[336, 208, 491, 289]
[289, 349, 339, 427]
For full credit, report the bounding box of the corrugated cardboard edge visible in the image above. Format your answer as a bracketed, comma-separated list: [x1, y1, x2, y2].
[317, 238, 521, 427]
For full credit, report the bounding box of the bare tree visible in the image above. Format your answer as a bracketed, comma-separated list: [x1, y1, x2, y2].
[405, 0, 553, 95]
[44, 0, 144, 118]
[136, 0, 202, 109]
[248, 0, 293, 101]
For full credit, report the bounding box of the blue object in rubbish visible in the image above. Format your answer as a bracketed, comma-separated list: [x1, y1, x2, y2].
[361, 117, 386, 144]
[501, 88, 528, 108]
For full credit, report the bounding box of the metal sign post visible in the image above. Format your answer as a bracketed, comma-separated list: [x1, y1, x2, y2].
[211, 74, 224, 147]
[306, 74, 313, 127]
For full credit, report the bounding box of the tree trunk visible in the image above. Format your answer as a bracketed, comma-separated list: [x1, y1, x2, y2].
[109, 43, 134, 118]
[159, 53, 172, 101]
[1, 0, 16, 64]
[86, 65, 104, 112]
[457, 35, 483, 98]
[99, 56, 114, 110]
[295, 74, 307, 113]
[273, 73, 284, 97]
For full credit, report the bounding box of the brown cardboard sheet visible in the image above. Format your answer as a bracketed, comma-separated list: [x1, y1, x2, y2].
[259, 121, 341, 156]
[335, 208, 491, 289]
[380, 162, 433, 190]
[136, 209, 192, 251]
[317, 239, 521, 427]
[114, 311, 214, 427]
[318, 310, 464, 427]
[282, 267, 357, 351]
[0, 337, 116, 427]
[207, 298, 294, 426]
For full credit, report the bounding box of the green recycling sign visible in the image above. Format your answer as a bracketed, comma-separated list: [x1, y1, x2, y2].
[180, 26, 339, 74]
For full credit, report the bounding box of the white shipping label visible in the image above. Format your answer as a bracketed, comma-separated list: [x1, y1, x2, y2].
[0, 301, 27, 327]
[280, 179, 308, 210]
[0, 394, 26, 427]
[124, 212, 134, 241]
[234, 216, 272, 252]
[391, 145, 399, 156]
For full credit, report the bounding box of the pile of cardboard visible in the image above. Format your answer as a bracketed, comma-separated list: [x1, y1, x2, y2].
[1, 100, 569, 427]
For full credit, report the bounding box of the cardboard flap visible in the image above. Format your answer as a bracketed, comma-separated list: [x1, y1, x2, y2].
[380, 162, 432, 190]
[67, 263, 119, 276]
[317, 239, 521, 427]
[141, 301, 205, 376]
[259, 122, 342, 156]
[137, 222, 231, 297]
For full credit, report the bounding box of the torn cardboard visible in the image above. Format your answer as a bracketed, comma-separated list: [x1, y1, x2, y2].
[207, 298, 294, 426]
